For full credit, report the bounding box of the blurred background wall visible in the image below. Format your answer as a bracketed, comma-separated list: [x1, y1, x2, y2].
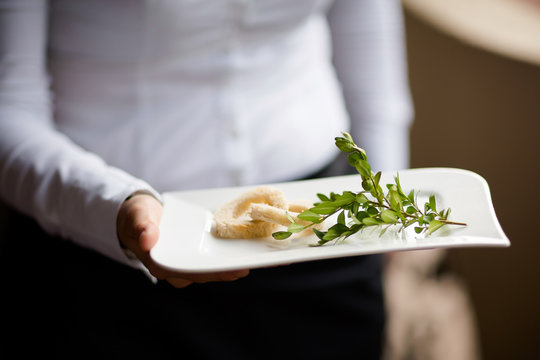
[402, 0, 540, 358]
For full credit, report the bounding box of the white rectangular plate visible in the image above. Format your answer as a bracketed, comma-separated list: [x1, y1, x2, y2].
[151, 168, 510, 273]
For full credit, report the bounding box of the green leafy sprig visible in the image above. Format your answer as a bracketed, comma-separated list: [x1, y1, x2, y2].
[272, 132, 467, 246]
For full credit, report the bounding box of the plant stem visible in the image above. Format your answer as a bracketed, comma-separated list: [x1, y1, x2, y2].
[439, 219, 468, 226]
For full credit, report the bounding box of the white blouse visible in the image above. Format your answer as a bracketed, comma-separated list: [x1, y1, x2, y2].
[0, 0, 413, 267]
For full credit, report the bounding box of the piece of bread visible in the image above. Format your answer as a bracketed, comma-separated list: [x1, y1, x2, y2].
[213, 186, 288, 238]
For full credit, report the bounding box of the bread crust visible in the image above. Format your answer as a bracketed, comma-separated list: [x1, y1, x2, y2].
[213, 186, 288, 238]
[213, 186, 318, 239]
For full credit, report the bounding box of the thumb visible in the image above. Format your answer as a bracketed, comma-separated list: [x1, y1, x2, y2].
[117, 193, 163, 255]
[138, 222, 160, 253]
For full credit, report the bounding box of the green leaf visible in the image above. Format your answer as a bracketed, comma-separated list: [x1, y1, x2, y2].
[337, 211, 346, 225]
[322, 223, 350, 241]
[427, 220, 445, 235]
[322, 232, 340, 241]
[286, 211, 295, 224]
[347, 151, 362, 167]
[355, 159, 372, 178]
[287, 223, 306, 233]
[389, 189, 402, 212]
[394, 174, 404, 195]
[371, 185, 384, 202]
[407, 189, 416, 203]
[441, 208, 451, 220]
[335, 138, 355, 153]
[297, 210, 322, 222]
[362, 179, 373, 191]
[362, 217, 379, 226]
[356, 193, 369, 204]
[332, 191, 356, 207]
[341, 131, 354, 142]
[429, 195, 437, 212]
[311, 202, 339, 215]
[374, 171, 382, 186]
[272, 231, 292, 240]
[351, 201, 360, 215]
[381, 210, 399, 224]
[312, 228, 325, 240]
[367, 206, 379, 216]
[347, 151, 371, 177]
[347, 224, 363, 236]
[414, 226, 424, 234]
[356, 211, 369, 221]
[316, 193, 330, 202]
[406, 206, 416, 215]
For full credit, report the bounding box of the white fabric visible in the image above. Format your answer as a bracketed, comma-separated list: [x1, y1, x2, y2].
[0, 0, 413, 267]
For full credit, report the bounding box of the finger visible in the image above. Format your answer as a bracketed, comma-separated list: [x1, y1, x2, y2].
[117, 195, 162, 248]
[225, 269, 250, 280]
[158, 269, 250, 287]
[167, 278, 194, 288]
[138, 222, 160, 253]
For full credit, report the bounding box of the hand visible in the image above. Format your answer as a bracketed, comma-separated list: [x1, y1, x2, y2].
[116, 193, 249, 288]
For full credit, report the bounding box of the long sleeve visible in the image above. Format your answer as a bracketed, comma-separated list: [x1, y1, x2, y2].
[0, 0, 159, 267]
[327, 0, 414, 171]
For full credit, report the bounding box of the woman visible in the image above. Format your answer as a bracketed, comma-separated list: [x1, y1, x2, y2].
[0, 0, 413, 358]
